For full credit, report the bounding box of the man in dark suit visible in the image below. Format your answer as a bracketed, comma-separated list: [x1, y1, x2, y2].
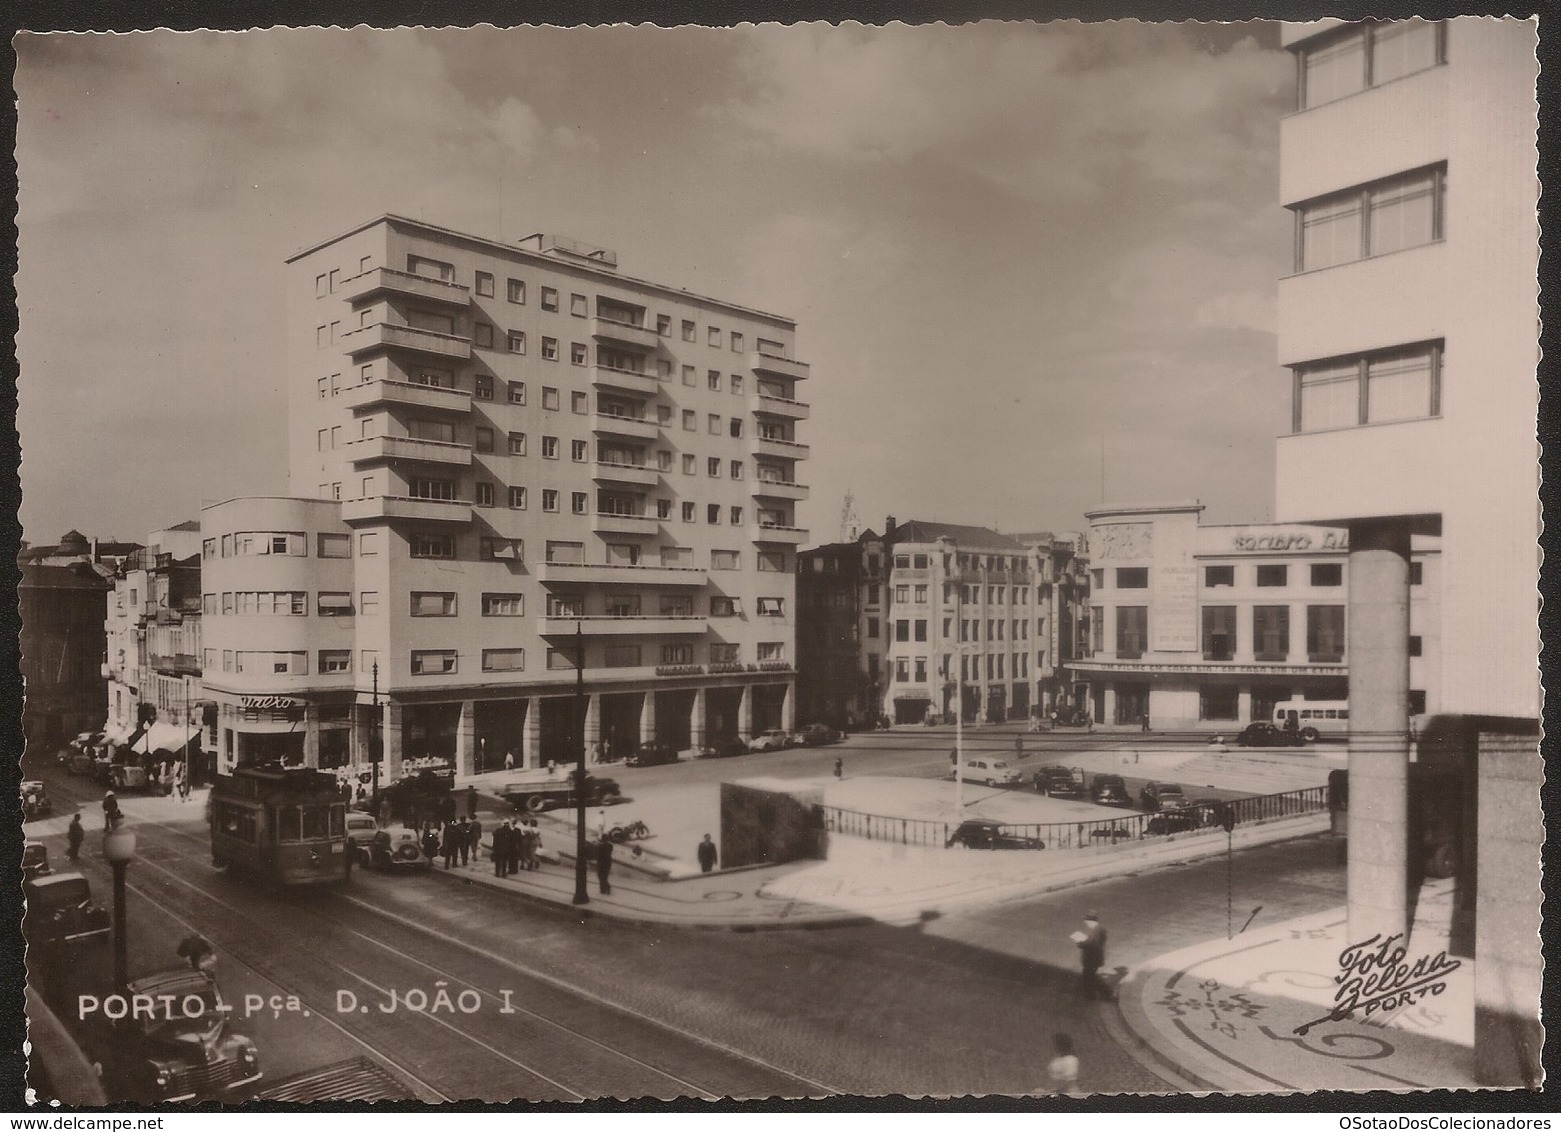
[596, 837, 614, 894]
[492, 820, 511, 877]
[697, 834, 719, 874]
[1076, 912, 1108, 1000]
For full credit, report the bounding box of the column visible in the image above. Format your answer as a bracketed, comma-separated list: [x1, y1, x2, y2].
[455, 699, 476, 776]
[780, 680, 796, 731]
[689, 687, 707, 751]
[382, 700, 404, 781]
[737, 684, 754, 739]
[1347, 520, 1412, 948]
[583, 693, 601, 763]
[639, 692, 657, 746]
[521, 696, 541, 769]
[351, 702, 369, 768]
[302, 705, 320, 769]
[1102, 685, 1116, 727]
[1237, 688, 1253, 725]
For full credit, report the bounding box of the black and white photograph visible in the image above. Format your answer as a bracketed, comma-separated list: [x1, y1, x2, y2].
[9, 15, 1546, 1107]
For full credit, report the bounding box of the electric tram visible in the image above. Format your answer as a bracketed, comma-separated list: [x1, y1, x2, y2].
[209, 764, 350, 885]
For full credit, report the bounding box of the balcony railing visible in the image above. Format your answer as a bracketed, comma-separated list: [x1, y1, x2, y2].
[345, 435, 473, 467]
[592, 512, 660, 536]
[590, 412, 659, 442]
[590, 316, 661, 351]
[536, 614, 708, 637]
[751, 524, 809, 546]
[590, 461, 660, 488]
[341, 322, 472, 360]
[590, 365, 659, 396]
[339, 379, 472, 415]
[538, 561, 707, 587]
[754, 435, 811, 460]
[340, 267, 471, 307]
[750, 478, 810, 502]
[340, 495, 473, 524]
[750, 393, 811, 422]
[749, 351, 811, 382]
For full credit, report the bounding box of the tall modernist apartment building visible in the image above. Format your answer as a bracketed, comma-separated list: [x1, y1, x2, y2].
[1070, 502, 1439, 730]
[200, 216, 811, 777]
[1274, 20, 1539, 1082]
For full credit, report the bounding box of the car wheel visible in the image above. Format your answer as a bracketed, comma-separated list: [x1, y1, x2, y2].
[1300, 727, 1320, 742]
[524, 795, 546, 813]
[598, 789, 621, 805]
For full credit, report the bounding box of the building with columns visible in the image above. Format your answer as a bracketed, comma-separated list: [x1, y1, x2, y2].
[199, 215, 811, 779]
[1071, 502, 1440, 730]
[1274, 18, 1540, 1083]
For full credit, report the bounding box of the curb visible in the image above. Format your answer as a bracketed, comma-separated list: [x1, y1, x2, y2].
[1097, 985, 1220, 1094]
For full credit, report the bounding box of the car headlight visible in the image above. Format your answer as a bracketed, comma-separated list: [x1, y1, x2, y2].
[154, 1071, 169, 1086]
[240, 1048, 257, 1064]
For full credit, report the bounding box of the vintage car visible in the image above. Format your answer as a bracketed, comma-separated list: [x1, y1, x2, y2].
[1139, 781, 1188, 812]
[502, 773, 624, 814]
[796, 723, 841, 747]
[22, 840, 51, 882]
[625, 742, 681, 768]
[92, 968, 261, 1103]
[344, 812, 381, 862]
[1033, 765, 1085, 798]
[1090, 773, 1133, 807]
[23, 871, 111, 951]
[697, 737, 751, 760]
[746, 729, 794, 753]
[961, 758, 1022, 787]
[1147, 808, 1205, 835]
[945, 819, 1044, 851]
[20, 780, 51, 820]
[1235, 721, 1307, 748]
[367, 828, 431, 870]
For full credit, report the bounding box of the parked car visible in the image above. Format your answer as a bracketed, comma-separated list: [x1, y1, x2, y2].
[945, 819, 1044, 851]
[961, 758, 1021, 787]
[501, 773, 623, 813]
[1190, 798, 1233, 828]
[1033, 765, 1085, 798]
[91, 967, 261, 1103]
[367, 828, 431, 870]
[1090, 773, 1132, 807]
[1139, 781, 1188, 812]
[23, 871, 111, 951]
[1147, 809, 1204, 835]
[698, 737, 750, 760]
[1235, 722, 1306, 748]
[20, 780, 51, 820]
[625, 742, 680, 768]
[796, 723, 840, 747]
[22, 840, 51, 882]
[747, 729, 793, 753]
[344, 812, 380, 862]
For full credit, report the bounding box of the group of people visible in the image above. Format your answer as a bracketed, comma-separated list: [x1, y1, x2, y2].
[491, 818, 545, 875]
[416, 816, 485, 868]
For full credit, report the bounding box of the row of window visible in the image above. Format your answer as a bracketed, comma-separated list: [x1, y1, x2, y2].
[1091, 604, 1348, 663]
[864, 582, 1037, 608]
[202, 532, 351, 560]
[1295, 19, 1444, 111]
[866, 617, 1040, 643]
[884, 652, 1037, 683]
[1293, 341, 1442, 434]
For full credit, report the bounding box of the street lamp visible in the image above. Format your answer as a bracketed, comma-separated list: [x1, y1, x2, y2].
[102, 823, 137, 992]
[572, 621, 590, 906]
[370, 663, 381, 805]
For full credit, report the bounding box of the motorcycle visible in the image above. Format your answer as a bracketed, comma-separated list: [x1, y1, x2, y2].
[606, 820, 651, 844]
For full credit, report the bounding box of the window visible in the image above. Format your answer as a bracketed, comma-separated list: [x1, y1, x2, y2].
[729, 418, 743, 439]
[681, 320, 696, 342]
[1410, 561, 1424, 586]
[411, 650, 458, 675]
[474, 322, 494, 349]
[475, 482, 494, 507]
[711, 549, 740, 570]
[480, 537, 524, 561]
[681, 365, 696, 387]
[1204, 565, 1234, 587]
[730, 506, 743, 525]
[757, 642, 785, 662]
[563, 293, 584, 317]
[682, 501, 696, 522]
[708, 457, 721, 478]
[507, 330, 526, 354]
[474, 271, 494, 297]
[1257, 565, 1288, 587]
[894, 584, 910, 603]
[541, 337, 559, 361]
[1307, 605, 1346, 662]
[659, 594, 693, 616]
[571, 439, 588, 462]
[407, 477, 454, 500]
[411, 592, 457, 617]
[571, 342, 588, 366]
[1202, 606, 1236, 661]
[914, 620, 927, 642]
[709, 413, 723, 435]
[359, 592, 380, 616]
[656, 359, 673, 380]
[542, 436, 559, 459]
[1116, 606, 1148, 659]
[1116, 568, 1148, 589]
[541, 287, 559, 311]
[232, 591, 308, 615]
[1295, 342, 1442, 433]
[317, 533, 351, 559]
[540, 386, 559, 411]
[656, 314, 671, 336]
[475, 374, 494, 400]
[730, 331, 744, 353]
[1091, 606, 1104, 653]
[730, 460, 744, 479]
[895, 658, 910, 683]
[475, 592, 524, 618]
[1200, 687, 1241, 722]
[708, 326, 721, 347]
[1408, 634, 1423, 658]
[866, 617, 880, 639]
[546, 650, 576, 671]
[358, 532, 379, 556]
[707, 503, 721, 525]
[317, 592, 353, 617]
[730, 375, 743, 395]
[656, 447, 674, 469]
[757, 597, 785, 617]
[507, 486, 527, 510]
[1311, 563, 1344, 586]
[757, 551, 785, 572]
[602, 644, 641, 669]
[506, 432, 527, 457]
[914, 585, 928, 603]
[233, 531, 306, 556]
[483, 649, 525, 672]
[410, 533, 456, 559]
[895, 619, 909, 642]
[1295, 167, 1443, 273]
[502, 380, 525, 407]
[542, 490, 560, 512]
[660, 644, 694, 666]
[319, 650, 351, 674]
[572, 492, 588, 515]
[1298, 20, 1444, 110]
[544, 541, 583, 565]
[235, 651, 307, 676]
[1254, 606, 1290, 661]
[507, 278, 525, 304]
[710, 596, 738, 617]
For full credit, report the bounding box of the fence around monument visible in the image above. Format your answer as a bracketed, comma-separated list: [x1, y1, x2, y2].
[820, 784, 1328, 851]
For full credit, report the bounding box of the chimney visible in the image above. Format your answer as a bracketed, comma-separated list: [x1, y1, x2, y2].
[884, 516, 896, 540]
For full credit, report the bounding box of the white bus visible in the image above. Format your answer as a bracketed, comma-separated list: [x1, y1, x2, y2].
[1272, 700, 1350, 741]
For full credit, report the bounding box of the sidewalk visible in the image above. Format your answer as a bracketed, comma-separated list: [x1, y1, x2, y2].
[1113, 879, 1479, 1092]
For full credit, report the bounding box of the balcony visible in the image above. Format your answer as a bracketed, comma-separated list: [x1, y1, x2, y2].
[340, 322, 472, 361]
[340, 267, 471, 308]
[591, 411, 659, 442]
[590, 316, 661, 351]
[591, 461, 660, 488]
[339, 379, 473, 415]
[536, 615, 708, 637]
[749, 351, 810, 382]
[750, 392, 811, 422]
[149, 652, 200, 676]
[754, 435, 811, 461]
[591, 365, 659, 397]
[751, 524, 809, 546]
[750, 478, 810, 503]
[592, 512, 660, 537]
[340, 495, 474, 525]
[345, 435, 473, 468]
[538, 562, 708, 587]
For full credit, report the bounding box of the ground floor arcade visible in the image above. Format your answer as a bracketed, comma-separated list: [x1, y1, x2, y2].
[1071, 663, 1348, 730]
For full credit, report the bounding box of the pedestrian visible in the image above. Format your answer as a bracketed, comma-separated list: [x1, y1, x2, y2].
[1014, 733, 1025, 759]
[595, 837, 614, 894]
[1073, 911, 1108, 1000]
[504, 749, 515, 771]
[507, 819, 524, 876]
[833, 757, 843, 779]
[697, 833, 718, 874]
[466, 785, 478, 819]
[1045, 1033, 1080, 1095]
[177, 932, 217, 977]
[443, 820, 459, 869]
[66, 814, 84, 863]
[102, 790, 120, 831]
[1141, 711, 1150, 733]
[492, 820, 510, 877]
[529, 819, 545, 867]
[421, 825, 439, 863]
[456, 817, 471, 865]
[469, 815, 483, 862]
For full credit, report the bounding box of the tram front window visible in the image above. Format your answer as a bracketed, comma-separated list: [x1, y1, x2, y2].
[275, 806, 302, 843]
[301, 805, 330, 841]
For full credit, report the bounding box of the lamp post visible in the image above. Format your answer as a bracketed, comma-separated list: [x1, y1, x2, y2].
[370, 663, 381, 804]
[102, 823, 137, 992]
[572, 622, 590, 906]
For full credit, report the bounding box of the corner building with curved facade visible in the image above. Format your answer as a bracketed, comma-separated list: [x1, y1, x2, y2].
[202, 216, 811, 778]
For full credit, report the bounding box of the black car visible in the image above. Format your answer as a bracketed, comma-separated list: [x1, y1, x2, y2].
[1033, 765, 1085, 798]
[1090, 773, 1132, 807]
[625, 742, 680, 768]
[945, 819, 1043, 851]
[1235, 722, 1306, 748]
[1139, 781, 1187, 812]
[1147, 809, 1203, 835]
[698, 737, 750, 759]
[23, 872, 111, 952]
[796, 723, 840, 747]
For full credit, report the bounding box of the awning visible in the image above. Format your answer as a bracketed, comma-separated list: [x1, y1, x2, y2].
[128, 722, 202, 755]
[101, 725, 132, 745]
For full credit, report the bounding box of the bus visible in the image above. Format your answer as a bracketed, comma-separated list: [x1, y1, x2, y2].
[210, 764, 350, 886]
[1272, 699, 1350, 741]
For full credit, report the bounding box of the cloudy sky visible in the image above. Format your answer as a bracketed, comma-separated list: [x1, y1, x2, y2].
[15, 22, 1293, 547]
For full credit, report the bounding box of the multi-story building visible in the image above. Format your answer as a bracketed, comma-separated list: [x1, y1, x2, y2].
[794, 541, 867, 730]
[19, 556, 112, 751]
[1011, 530, 1094, 714]
[200, 216, 812, 777]
[1070, 502, 1439, 729]
[1274, 19, 1539, 1082]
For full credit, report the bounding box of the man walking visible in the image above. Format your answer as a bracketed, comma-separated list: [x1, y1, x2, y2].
[595, 837, 614, 895]
[66, 814, 84, 863]
[1074, 911, 1108, 1000]
[519, 821, 538, 872]
[440, 820, 457, 869]
[469, 815, 483, 863]
[456, 817, 471, 866]
[696, 833, 718, 874]
[492, 820, 510, 877]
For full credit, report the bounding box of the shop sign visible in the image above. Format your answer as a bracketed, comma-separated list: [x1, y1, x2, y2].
[239, 694, 304, 711]
[1228, 529, 1348, 553]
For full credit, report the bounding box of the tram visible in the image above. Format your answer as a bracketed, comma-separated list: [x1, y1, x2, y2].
[210, 764, 351, 886]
